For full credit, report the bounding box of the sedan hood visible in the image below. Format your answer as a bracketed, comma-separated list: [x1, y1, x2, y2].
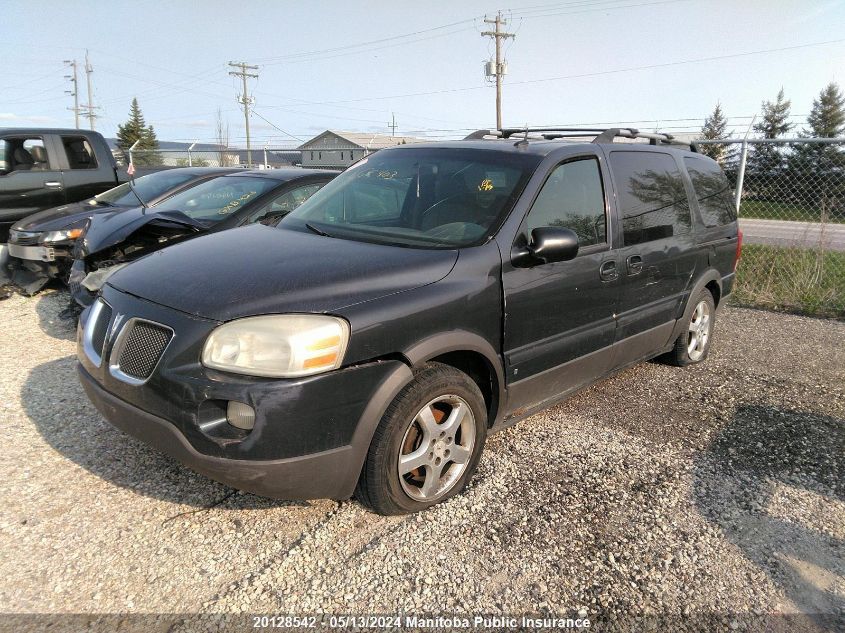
[107, 224, 458, 320]
[80, 206, 207, 257]
[13, 200, 127, 233]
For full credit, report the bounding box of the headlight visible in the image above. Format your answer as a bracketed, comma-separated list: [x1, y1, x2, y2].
[202, 314, 350, 378]
[41, 220, 88, 244]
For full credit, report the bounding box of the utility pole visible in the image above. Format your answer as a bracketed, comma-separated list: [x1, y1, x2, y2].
[63, 59, 80, 129]
[388, 112, 398, 137]
[83, 50, 98, 130]
[481, 11, 515, 130]
[228, 61, 259, 167]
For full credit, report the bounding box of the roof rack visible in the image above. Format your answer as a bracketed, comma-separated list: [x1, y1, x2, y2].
[464, 127, 699, 152]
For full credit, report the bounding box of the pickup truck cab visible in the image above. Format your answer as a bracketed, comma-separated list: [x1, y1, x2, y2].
[77, 128, 742, 515]
[0, 128, 127, 242]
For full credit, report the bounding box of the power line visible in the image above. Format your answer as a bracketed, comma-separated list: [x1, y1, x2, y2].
[83, 50, 99, 130]
[4, 68, 65, 91]
[266, 37, 845, 109]
[248, 108, 304, 142]
[228, 61, 259, 166]
[481, 11, 516, 130]
[64, 59, 80, 129]
[510, 0, 690, 19]
[253, 16, 481, 64]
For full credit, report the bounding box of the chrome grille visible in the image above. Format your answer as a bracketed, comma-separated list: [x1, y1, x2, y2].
[90, 303, 112, 358]
[82, 299, 112, 366]
[115, 321, 172, 381]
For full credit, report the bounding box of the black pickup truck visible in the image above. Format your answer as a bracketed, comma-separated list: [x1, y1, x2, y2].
[0, 128, 133, 243]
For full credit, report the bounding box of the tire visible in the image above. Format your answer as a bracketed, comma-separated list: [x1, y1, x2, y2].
[665, 289, 716, 367]
[355, 362, 487, 515]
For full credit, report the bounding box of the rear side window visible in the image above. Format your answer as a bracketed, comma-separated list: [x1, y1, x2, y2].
[61, 136, 98, 169]
[0, 137, 52, 173]
[609, 151, 692, 245]
[522, 157, 607, 247]
[684, 157, 736, 227]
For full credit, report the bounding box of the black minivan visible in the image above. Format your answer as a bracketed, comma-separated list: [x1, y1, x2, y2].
[76, 128, 741, 515]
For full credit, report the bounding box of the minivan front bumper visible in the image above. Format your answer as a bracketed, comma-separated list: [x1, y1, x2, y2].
[78, 364, 368, 500]
[76, 284, 414, 500]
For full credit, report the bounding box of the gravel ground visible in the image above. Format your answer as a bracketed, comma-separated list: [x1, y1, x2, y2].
[0, 290, 842, 632]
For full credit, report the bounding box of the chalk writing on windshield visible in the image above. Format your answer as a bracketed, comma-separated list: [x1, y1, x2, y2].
[218, 191, 258, 215]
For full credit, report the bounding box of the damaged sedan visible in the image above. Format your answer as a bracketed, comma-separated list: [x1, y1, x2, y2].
[3, 167, 238, 295]
[69, 168, 336, 305]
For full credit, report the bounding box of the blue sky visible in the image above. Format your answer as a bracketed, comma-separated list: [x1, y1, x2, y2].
[3, 0, 843, 147]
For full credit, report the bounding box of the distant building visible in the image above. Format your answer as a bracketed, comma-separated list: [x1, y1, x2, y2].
[298, 130, 423, 169]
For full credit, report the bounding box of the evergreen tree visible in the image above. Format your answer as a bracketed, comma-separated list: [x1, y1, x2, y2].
[805, 82, 845, 138]
[116, 98, 162, 166]
[789, 83, 845, 221]
[749, 88, 793, 174]
[791, 82, 845, 170]
[698, 102, 731, 163]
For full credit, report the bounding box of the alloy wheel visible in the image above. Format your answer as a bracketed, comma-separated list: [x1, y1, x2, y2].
[687, 300, 711, 361]
[397, 394, 476, 502]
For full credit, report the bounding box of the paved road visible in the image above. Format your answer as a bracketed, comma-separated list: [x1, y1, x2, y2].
[740, 218, 845, 251]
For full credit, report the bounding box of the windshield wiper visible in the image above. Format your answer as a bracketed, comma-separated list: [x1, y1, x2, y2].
[305, 222, 333, 237]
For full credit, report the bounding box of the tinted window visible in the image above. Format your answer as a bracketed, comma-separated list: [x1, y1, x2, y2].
[609, 151, 692, 245]
[61, 136, 98, 169]
[684, 157, 736, 227]
[0, 137, 51, 173]
[94, 170, 203, 206]
[156, 176, 279, 222]
[522, 157, 606, 247]
[283, 148, 540, 248]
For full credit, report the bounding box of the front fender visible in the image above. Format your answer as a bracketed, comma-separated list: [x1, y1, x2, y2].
[401, 330, 507, 425]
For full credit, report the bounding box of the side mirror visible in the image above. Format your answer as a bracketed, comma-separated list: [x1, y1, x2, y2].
[512, 226, 579, 267]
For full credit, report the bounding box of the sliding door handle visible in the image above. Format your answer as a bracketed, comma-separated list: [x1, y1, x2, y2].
[627, 254, 643, 275]
[599, 260, 618, 281]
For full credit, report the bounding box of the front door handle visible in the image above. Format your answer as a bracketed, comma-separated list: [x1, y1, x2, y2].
[44, 181, 63, 189]
[627, 254, 644, 275]
[599, 260, 618, 281]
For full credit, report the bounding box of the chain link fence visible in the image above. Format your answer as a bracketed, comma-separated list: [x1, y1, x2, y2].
[697, 138, 844, 317]
[118, 148, 303, 170]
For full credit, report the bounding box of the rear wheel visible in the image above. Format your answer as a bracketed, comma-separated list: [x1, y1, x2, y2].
[355, 363, 487, 515]
[665, 289, 716, 366]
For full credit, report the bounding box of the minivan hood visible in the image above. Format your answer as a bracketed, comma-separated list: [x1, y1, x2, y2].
[13, 200, 127, 233]
[80, 206, 207, 256]
[107, 224, 459, 320]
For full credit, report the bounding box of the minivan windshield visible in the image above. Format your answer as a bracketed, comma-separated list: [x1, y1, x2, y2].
[93, 170, 201, 206]
[154, 175, 279, 221]
[281, 147, 540, 248]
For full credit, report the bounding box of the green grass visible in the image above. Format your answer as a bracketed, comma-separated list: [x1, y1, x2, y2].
[732, 244, 845, 318]
[739, 200, 845, 224]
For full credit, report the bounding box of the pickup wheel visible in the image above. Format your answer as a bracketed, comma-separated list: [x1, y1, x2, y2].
[355, 362, 487, 515]
[665, 289, 716, 366]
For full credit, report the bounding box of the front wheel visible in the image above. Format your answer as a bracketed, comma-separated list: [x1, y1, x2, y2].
[355, 363, 487, 515]
[665, 289, 716, 366]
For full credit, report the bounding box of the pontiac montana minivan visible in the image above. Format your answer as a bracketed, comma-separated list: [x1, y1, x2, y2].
[77, 128, 741, 515]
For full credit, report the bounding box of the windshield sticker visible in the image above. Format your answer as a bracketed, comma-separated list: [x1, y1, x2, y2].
[218, 191, 258, 215]
[483, 171, 507, 189]
[478, 178, 494, 192]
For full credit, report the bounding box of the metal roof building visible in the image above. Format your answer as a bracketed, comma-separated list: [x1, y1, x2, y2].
[297, 130, 423, 169]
